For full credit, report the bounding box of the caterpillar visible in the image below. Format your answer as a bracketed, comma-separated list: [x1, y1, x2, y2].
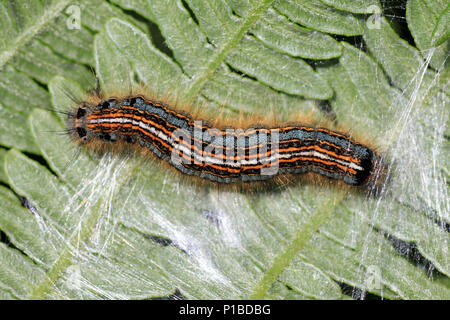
[67, 92, 384, 188]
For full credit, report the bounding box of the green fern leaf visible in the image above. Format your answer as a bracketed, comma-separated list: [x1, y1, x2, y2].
[0, 0, 448, 300]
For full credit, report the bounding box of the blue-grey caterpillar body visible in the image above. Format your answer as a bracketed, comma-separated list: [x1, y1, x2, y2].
[68, 94, 384, 187]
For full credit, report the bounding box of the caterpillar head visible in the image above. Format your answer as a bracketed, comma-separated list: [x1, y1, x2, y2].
[68, 103, 92, 144]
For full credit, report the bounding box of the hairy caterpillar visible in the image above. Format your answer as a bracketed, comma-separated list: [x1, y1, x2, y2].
[67, 90, 384, 189]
